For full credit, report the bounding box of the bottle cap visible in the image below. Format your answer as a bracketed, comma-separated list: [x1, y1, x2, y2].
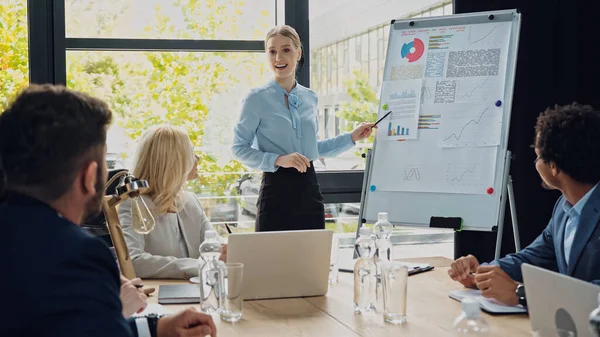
[204, 230, 216, 239]
[377, 212, 388, 220]
[359, 227, 372, 236]
[461, 298, 481, 316]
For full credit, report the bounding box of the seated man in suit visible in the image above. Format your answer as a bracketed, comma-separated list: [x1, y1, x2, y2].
[448, 103, 600, 305]
[0, 84, 216, 337]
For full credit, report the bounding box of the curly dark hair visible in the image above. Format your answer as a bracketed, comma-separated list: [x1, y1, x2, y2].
[0, 84, 112, 202]
[534, 102, 600, 184]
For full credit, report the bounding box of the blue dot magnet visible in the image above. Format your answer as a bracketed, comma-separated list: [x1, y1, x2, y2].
[495, 100, 502, 107]
[370, 185, 376, 191]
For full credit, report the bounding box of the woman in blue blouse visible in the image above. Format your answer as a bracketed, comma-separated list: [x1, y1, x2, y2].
[232, 25, 375, 232]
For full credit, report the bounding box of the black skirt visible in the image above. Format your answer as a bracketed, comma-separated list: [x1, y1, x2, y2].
[255, 162, 325, 232]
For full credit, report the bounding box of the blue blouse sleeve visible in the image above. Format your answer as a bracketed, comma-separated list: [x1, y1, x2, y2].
[231, 91, 280, 172]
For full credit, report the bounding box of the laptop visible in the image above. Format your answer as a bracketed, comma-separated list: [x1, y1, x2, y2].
[522, 263, 600, 337]
[227, 229, 333, 300]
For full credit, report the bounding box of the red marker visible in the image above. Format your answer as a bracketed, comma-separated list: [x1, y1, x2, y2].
[487, 187, 494, 195]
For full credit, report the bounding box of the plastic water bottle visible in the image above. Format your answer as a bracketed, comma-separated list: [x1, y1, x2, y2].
[373, 212, 393, 270]
[373, 212, 393, 301]
[590, 292, 600, 337]
[198, 230, 222, 314]
[454, 298, 490, 335]
[354, 226, 377, 314]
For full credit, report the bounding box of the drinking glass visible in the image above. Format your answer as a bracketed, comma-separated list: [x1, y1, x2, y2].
[329, 235, 340, 284]
[381, 262, 408, 324]
[219, 262, 244, 323]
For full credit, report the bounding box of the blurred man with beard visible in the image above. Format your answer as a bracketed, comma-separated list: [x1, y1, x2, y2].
[447, 103, 600, 306]
[0, 85, 216, 337]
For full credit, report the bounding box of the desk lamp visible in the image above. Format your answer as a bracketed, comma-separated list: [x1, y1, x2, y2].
[102, 171, 156, 279]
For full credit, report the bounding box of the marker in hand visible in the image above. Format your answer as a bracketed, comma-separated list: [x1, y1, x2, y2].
[372, 110, 392, 128]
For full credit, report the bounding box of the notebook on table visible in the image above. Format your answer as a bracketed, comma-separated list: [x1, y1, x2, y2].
[449, 289, 527, 314]
[158, 284, 200, 304]
[133, 303, 172, 317]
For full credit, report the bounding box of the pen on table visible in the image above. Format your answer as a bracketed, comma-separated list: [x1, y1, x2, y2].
[372, 110, 392, 128]
[224, 223, 232, 234]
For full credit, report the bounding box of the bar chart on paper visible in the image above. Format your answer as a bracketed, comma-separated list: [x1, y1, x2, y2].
[377, 79, 422, 140]
[388, 123, 411, 136]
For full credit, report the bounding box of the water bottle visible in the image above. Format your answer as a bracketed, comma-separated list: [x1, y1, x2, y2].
[354, 226, 377, 314]
[373, 212, 393, 264]
[590, 292, 600, 337]
[454, 298, 490, 335]
[198, 230, 222, 314]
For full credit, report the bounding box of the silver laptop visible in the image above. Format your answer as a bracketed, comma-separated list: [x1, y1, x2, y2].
[522, 263, 600, 337]
[228, 229, 333, 300]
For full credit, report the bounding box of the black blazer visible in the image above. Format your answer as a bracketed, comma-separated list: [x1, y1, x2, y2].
[0, 192, 139, 337]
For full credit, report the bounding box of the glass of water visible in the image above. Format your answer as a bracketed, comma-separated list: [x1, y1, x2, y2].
[329, 235, 340, 284]
[219, 262, 244, 323]
[381, 262, 408, 324]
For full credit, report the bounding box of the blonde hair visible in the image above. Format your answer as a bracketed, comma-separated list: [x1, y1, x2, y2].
[132, 125, 195, 216]
[264, 25, 302, 53]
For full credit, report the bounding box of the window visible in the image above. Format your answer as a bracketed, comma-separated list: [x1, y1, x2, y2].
[361, 33, 369, 65]
[327, 108, 336, 139]
[330, 45, 338, 93]
[444, 4, 453, 15]
[318, 108, 326, 139]
[65, 0, 276, 40]
[323, 107, 330, 139]
[369, 59, 378, 88]
[383, 23, 390, 42]
[343, 40, 349, 74]
[430, 6, 444, 17]
[0, 0, 28, 110]
[337, 42, 344, 93]
[320, 48, 327, 95]
[334, 107, 340, 135]
[369, 30, 377, 61]
[307, 0, 455, 254]
[67, 50, 272, 227]
[349, 36, 357, 69]
[62, 0, 284, 233]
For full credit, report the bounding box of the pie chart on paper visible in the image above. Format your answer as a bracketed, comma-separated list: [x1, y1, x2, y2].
[401, 38, 425, 63]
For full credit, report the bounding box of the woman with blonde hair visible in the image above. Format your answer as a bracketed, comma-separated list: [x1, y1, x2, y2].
[119, 125, 219, 279]
[232, 25, 375, 232]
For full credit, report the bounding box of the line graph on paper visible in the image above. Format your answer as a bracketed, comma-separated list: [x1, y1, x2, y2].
[444, 163, 493, 192]
[446, 164, 479, 185]
[454, 77, 498, 103]
[467, 24, 507, 47]
[440, 105, 502, 147]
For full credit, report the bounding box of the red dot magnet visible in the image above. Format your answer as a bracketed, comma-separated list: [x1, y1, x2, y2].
[487, 187, 494, 195]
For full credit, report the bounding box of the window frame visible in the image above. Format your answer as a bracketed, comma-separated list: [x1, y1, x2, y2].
[27, 0, 365, 211]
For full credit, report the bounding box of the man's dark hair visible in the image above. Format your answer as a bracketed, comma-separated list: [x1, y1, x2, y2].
[534, 102, 600, 184]
[0, 84, 112, 202]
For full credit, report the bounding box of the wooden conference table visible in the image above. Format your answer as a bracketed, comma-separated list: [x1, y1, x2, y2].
[144, 257, 532, 337]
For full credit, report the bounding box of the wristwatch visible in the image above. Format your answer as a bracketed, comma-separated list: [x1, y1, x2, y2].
[146, 313, 160, 337]
[515, 283, 527, 308]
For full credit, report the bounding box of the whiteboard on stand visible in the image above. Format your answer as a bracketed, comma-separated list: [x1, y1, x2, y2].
[360, 9, 521, 231]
